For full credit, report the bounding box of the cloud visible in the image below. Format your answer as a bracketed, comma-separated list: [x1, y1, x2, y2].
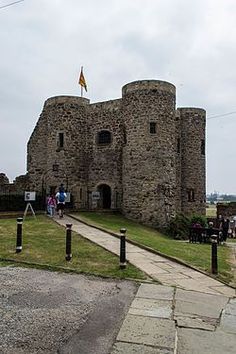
[0, 0, 236, 192]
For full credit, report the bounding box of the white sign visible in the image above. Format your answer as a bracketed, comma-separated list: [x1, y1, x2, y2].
[24, 191, 36, 201]
[92, 191, 100, 200]
[65, 192, 71, 203]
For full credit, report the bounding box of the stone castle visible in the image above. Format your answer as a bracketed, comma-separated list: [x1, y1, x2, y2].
[27, 80, 206, 226]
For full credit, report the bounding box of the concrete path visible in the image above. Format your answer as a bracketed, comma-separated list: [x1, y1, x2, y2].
[54, 215, 236, 353]
[55, 215, 235, 297]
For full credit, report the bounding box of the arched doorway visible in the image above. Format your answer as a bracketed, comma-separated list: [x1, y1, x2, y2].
[98, 184, 111, 209]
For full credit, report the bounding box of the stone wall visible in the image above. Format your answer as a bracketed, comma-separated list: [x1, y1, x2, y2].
[26, 79, 206, 227]
[27, 107, 48, 191]
[87, 100, 123, 210]
[175, 110, 182, 213]
[0, 173, 29, 195]
[43, 96, 89, 208]
[178, 108, 206, 216]
[121, 80, 177, 226]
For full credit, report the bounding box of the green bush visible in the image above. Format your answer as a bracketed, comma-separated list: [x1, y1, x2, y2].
[190, 214, 207, 227]
[168, 213, 207, 240]
[168, 214, 190, 240]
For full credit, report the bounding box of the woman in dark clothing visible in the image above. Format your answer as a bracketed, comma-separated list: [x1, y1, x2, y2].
[221, 217, 230, 242]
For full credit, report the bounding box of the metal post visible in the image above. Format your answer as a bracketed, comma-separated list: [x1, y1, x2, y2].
[120, 228, 126, 269]
[211, 234, 218, 274]
[65, 224, 72, 261]
[16, 217, 23, 253]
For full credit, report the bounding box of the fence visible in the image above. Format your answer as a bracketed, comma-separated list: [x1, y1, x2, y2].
[0, 193, 74, 212]
[0, 193, 44, 212]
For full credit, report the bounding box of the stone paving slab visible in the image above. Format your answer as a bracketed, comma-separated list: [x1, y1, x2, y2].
[128, 298, 172, 318]
[175, 315, 216, 331]
[153, 273, 191, 280]
[175, 288, 229, 318]
[111, 342, 174, 354]
[224, 298, 236, 315]
[136, 284, 174, 300]
[210, 285, 236, 297]
[148, 276, 180, 287]
[178, 270, 211, 279]
[117, 314, 176, 349]
[175, 288, 229, 306]
[110, 282, 236, 353]
[177, 328, 236, 354]
[152, 263, 175, 270]
[129, 261, 170, 275]
[126, 245, 144, 253]
[138, 252, 169, 262]
[220, 313, 236, 334]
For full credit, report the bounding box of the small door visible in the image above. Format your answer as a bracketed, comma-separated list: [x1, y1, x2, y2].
[98, 184, 111, 209]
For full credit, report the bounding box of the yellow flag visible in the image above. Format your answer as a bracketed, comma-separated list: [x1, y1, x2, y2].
[79, 67, 87, 92]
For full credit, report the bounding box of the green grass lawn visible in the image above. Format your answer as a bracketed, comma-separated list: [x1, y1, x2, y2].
[206, 205, 217, 217]
[71, 211, 233, 284]
[0, 215, 147, 281]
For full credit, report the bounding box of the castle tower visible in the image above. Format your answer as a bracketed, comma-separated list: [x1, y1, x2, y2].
[178, 107, 206, 215]
[121, 80, 177, 226]
[27, 78, 206, 226]
[27, 96, 89, 206]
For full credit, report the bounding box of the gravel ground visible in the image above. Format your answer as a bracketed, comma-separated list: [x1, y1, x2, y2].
[0, 267, 138, 354]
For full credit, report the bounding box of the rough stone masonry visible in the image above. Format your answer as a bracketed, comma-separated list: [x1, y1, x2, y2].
[27, 79, 206, 227]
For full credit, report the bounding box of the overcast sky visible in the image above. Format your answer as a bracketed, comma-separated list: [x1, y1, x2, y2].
[0, 0, 236, 194]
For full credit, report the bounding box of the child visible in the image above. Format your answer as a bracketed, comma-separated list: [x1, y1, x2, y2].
[47, 194, 57, 217]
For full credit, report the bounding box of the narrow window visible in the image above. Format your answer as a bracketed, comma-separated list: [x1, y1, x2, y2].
[123, 128, 127, 145]
[80, 188, 82, 200]
[177, 138, 180, 153]
[187, 189, 195, 202]
[150, 122, 156, 134]
[98, 130, 111, 144]
[52, 164, 59, 172]
[58, 133, 64, 148]
[201, 139, 205, 155]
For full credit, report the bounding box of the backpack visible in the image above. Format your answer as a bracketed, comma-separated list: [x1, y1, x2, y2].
[58, 192, 65, 203]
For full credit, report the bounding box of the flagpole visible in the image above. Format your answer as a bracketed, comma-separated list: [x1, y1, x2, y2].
[81, 66, 83, 97]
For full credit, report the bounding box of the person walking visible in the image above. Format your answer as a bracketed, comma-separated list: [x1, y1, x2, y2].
[45, 194, 50, 215]
[221, 216, 230, 243]
[55, 187, 67, 218]
[47, 194, 57, 217]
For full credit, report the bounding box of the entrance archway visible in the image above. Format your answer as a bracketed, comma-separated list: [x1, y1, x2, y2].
[98, 184, 111, 209]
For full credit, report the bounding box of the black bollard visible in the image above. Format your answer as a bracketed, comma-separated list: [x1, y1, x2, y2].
[120, 228, 126, 269]
[211, 234, 218, 275]
[16, 217, 23, 253]
[65, 224, 72, 261]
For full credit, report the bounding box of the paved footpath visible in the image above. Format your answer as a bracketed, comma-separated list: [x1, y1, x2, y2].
[55, 215, 236, 353]
[56, 215, 235, 297]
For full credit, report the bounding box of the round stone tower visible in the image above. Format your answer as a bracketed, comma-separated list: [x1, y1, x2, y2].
[28, 96, 89, 203]
[178, 107, 206, 215]
[121, 80, 177, 227]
